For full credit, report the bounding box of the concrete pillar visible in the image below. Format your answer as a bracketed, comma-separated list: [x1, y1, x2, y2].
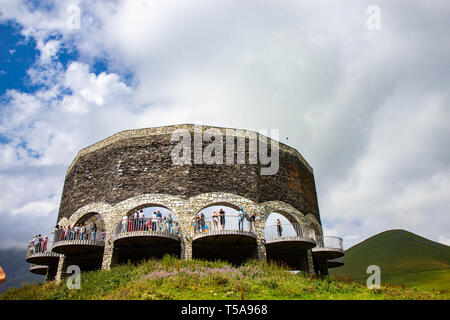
[176, 208, 194, 261]
[307, 250, 315, 274]
[181, 235, 192, 260]
[254, 216, 267, 261]
[101, 235, 117, 270]
[45, 262, 58, 281]
[55, 255, 70, 282]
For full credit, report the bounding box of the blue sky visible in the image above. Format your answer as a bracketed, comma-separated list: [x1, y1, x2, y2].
[0, 0, 449, 250]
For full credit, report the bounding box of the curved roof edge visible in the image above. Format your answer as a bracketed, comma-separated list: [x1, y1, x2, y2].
[65, 124, 314, 177]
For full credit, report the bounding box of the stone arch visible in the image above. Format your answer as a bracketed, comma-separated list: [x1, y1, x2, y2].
[56, 217, 69, 227]
[115, 193, 186, 215]
[303, 213, 322, 237]
[188, 192, 258, 217]
[67, 202, 113, 227]
[260, 200, 305, 224]
[125, 203, 174, 216]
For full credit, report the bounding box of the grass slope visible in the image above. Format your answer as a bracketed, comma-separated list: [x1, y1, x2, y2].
[1, 255, 448, 300]
[331, 229, 450, 291]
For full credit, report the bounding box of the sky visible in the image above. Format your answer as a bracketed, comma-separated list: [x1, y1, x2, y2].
[0, 0, 449, 250]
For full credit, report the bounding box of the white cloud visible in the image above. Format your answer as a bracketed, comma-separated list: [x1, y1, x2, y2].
[0, 0, 449, 250]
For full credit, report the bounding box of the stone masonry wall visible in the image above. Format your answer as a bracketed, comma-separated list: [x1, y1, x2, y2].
[57, 125, 321, 225]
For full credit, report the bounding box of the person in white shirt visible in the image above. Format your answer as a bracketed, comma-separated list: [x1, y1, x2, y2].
[139, 210, 145, 231]
[151, 212, 157, 231]
[133, 210, 138, 231]
[122, 214, 128, 233]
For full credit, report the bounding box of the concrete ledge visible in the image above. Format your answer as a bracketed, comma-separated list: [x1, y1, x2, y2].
[192, 230, 257, 241]
[52, 239, 105, 255]
[265, 236, 316, 246]
[26, 251, 61, 265]
[113, 230, 181, 242]
[312, 247, 344, 261]
[327, 256, 345, 268]
[29, 264, 48, 275]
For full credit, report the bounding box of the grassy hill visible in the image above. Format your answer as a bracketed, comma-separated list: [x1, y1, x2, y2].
[0, 248, 45, 293]
[1, 255, 448, 300]
[330, 229, 450, 291]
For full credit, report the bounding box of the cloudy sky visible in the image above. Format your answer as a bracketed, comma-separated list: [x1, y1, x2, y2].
[0, 0, 449, 249]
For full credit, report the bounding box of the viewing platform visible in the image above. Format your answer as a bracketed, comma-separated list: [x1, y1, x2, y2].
[113, 218, 182, 263]
[29, 264, 48, 275]
[26, 241, 61, 265]
[327, 256, 344, 268]
[264, 223, 316, 269]
[312, 236, 344, 261]
[192, 215, 257, 264]
[52, 229, 105, 255]
[52, 229, 105, 271]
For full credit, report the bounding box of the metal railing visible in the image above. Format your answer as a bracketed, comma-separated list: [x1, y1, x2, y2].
[264, 223, 316, 241]
[114, 217, 182, 238]
[191, 215, 256, 236]
[26, 239, 55, 257]
[314, 236, 343, 251]
[53, 228, 106, 244]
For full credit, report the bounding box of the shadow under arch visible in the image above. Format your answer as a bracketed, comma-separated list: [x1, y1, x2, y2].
[192, 203, 257, 266]
[113, 204, 181, 265]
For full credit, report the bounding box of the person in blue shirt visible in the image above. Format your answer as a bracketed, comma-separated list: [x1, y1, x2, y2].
[238, 206, 247, 231]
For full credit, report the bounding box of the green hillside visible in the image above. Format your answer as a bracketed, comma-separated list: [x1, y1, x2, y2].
[0, 248, 44, 293]
[1, 255, 448, 300]
[331, 229, 450, 291]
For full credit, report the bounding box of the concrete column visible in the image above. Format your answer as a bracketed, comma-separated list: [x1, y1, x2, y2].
[45, 262, 58, 281]
[101, 235, 117, 270]
[100, 209, 122, 270]
[55, 255, 70, 282]
[175, 207, 194, 261]
[254, 216, 267, 261]
[181, 235, 192, 260]
[307, 250, 315, 274]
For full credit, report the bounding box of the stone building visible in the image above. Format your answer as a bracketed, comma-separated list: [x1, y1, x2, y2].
[25, 124, 344, 281]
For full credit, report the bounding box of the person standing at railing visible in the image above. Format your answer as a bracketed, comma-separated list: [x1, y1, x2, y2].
[66, 225, 71, 240]
[238, 206, 247, 231]
[151, 212, 157, 231]
[199, 213, 206, 233]
[156, 211, 162, 231]
[133, 210, 138, 231]
[167, 213, 174, 234]
[43, 237, 48, 252]
[219, 208, 226, 230]
[139, 209, 145, 231]
[276, 219, 282, 237]
[212, 211, 219, 231]
[92, 223, 97, 241]
[122, 214, 128, 232]
[194, 213, 200, 233]
[249, 213, 256, 232]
